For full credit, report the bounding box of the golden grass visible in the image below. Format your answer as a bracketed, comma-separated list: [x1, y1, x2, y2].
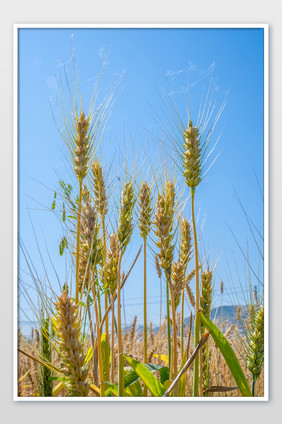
[18, 315, 264, 398]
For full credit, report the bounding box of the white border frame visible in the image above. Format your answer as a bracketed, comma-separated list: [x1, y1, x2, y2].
[13, 23, 269, 402]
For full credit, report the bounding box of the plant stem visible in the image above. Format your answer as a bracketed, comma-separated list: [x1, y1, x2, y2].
[91, 274, 105, 397]
[102, 219, 110, 383]
[252, 375, 256, 396]
[143, 240, 148, 397]
[117, 253, 124, 396]
[98, 295, 102, 324]
[160, 275, 162, 330]
[169, 282, 178, 395]
[199, 349, 203, 396]
[111, 296, 115, 383]
[181, 289, 184, 359]
[191, 190, 200, 397]
[75, 182, 83, 304]
[165, 270, 172, 378]
[86, 296, 96, 384]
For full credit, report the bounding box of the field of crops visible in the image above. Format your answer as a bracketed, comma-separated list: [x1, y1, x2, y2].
[17, 44, 264, 399]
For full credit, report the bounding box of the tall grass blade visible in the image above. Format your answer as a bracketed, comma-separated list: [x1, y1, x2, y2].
[199, 312, 252, 397]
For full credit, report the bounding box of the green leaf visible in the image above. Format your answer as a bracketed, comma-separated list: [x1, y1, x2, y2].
[52, 200, 56, 210]
[199, 312, 252, 397]
[123, 354, 165, 397]
[124, 363, 165, 388]
[125, 380, 143, 397]
[105, 382, 131, 397]
[158, 366, 170, 385]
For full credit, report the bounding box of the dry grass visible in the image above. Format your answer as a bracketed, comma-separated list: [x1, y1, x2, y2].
[18, 315, 264, 398]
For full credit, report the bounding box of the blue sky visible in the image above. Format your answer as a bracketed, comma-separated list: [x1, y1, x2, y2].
[18, 27, 264, 333]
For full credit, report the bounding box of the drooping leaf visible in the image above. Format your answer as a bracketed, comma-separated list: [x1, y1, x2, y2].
[123, 354, 165, 397]
[199, 312, 252, 397]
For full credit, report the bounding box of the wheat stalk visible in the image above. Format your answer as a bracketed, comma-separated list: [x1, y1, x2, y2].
[91, 159, 110, 380]
[138, 181, 152, 396]
[117, 180, 135, 396]
[154, 180, 176, 381]
[181, 119, 203, 396]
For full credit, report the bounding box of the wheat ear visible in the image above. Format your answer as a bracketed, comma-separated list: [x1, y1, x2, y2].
[54, 290, 89, 397]
[200, 269, 213, 395]
[247, 305, 264, 396]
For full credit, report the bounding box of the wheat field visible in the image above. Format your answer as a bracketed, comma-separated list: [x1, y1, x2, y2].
[17, 47, 264, 399]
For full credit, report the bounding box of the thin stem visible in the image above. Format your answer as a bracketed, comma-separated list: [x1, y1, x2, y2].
[102, 218, 110, 383]
[91, 274, 105, 397]
[86, 296, 96, 384]
[191, 190, 201, 397]
[199, 349, 203, 396]
[181, 289, 184, 359]
[160, 275, 162, 330]
[165, 270, 172, 377]
[93, 340, 99, 386]
[98, 295, 102, 324]
[143, 240, 148, 397]
[111, 296, 115, 383]
[117, 253, 124, 396]
[75, 182, 83, 304]
[169, 282, 178, 395]
[252, 375, 256, 396]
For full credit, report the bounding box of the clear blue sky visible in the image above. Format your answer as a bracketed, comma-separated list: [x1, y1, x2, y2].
[18, 27, 264, 334]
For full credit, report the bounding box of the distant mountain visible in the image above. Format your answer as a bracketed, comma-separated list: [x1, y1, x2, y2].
[128, 305, 250, 335]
